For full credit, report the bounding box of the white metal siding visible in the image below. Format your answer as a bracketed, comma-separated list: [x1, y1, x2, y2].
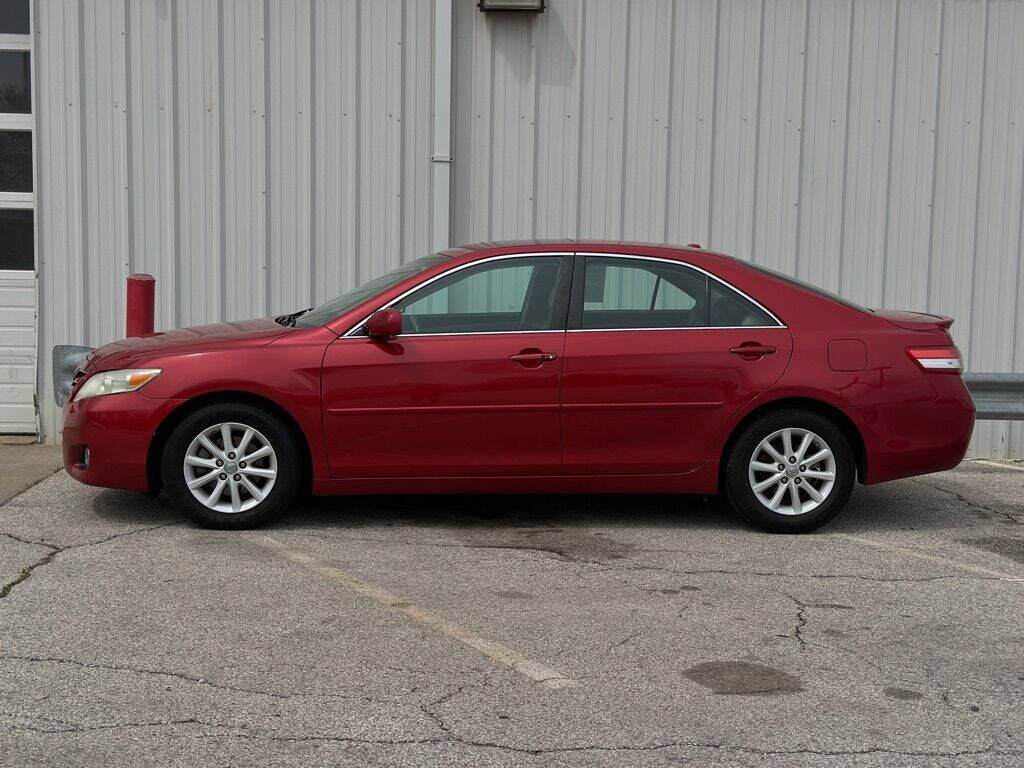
[32, 0, 1024, 457]
[452, 0, 1024, 457]
[0, 271, 37, 433]
[34, 0, 436, 442]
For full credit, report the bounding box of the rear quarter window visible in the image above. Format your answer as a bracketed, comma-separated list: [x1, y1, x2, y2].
[708, 280, 777, 327]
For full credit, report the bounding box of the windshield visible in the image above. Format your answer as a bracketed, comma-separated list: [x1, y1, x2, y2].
[741, 261, 871, 313]
[294, 253, 450, 328]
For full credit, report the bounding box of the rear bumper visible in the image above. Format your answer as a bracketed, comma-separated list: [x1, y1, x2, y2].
[858, 383, 975, 484]
[63, 392, 184, 492]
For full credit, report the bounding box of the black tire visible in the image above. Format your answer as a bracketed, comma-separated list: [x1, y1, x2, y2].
[722, 408, 856, 533]
[161, 402, 301, 529]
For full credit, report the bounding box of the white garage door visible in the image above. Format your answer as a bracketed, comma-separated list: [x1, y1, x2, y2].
[0, 269, 35, 433]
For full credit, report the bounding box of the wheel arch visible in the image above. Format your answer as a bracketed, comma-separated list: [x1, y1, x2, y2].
[716, 396, 867, 490]
[146, 390, 313, 495]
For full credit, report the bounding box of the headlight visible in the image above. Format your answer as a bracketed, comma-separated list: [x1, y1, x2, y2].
[74, 369, 162, 401]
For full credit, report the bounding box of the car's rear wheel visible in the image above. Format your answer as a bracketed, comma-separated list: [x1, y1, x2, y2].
[162, 403, 300, 529]
[722, 409, 855, 533]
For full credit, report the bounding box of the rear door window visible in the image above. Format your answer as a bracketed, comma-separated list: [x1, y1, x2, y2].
[579, 257, 707, 329]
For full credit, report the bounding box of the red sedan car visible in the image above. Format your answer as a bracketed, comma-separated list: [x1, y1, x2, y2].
[62, 241, 974, 533]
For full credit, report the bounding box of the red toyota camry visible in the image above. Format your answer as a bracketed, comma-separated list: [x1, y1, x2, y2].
[61, 241, 974, 533]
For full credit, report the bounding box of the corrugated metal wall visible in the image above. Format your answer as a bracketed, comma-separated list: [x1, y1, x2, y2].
[34, 0, 436, 441]
[451, 0, 1024, 458]
[33, 0, 1024, 457]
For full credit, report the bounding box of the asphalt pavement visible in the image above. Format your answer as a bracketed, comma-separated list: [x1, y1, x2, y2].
[2, 459, 1023, 767]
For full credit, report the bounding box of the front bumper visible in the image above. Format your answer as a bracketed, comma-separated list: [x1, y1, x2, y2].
[63, 391, 185, 492]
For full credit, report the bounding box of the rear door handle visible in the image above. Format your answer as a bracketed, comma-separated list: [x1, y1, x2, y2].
[508, 351, 558, 365]
[730, 344, 776, 358]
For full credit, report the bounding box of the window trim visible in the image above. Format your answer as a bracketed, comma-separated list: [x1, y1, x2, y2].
[342, 252, 575, 338]
[0, 191, 32, 208]
[0, 35, 30, 52]
[0, 115, 30, 131]
[568, 252, 785, 332]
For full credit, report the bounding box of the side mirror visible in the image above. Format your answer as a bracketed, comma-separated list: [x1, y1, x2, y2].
[365, 308, 402, 339]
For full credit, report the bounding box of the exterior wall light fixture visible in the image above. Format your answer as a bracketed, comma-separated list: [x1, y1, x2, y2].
[478, 0, 545, 12]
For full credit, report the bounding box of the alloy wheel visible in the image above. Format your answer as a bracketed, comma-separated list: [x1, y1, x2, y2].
[182, 422, 278, 514]
[747, 427, 836, 516]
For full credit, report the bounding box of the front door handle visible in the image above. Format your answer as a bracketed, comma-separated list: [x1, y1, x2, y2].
[508, 351, 558, 366]
[730, 343, 776, 359]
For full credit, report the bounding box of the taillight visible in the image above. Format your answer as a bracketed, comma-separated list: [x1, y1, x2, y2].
[907, 346, 963, 374]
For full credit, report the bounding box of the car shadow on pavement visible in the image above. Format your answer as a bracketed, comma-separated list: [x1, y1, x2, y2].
[271, 476, 995, 536]
[273, 492, 734, 532]
[86, 473, 999, 537]
[88, 488, 180, 527]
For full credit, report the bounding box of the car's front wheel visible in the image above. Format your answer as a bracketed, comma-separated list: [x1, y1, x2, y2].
[162, 403, 300, 529]
[722, 409, 855, 533]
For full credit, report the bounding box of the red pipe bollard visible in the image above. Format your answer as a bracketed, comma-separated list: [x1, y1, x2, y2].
[126, 273, 156, 338]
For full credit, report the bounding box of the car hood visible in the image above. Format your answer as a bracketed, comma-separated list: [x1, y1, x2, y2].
[84, 318, 290, 370]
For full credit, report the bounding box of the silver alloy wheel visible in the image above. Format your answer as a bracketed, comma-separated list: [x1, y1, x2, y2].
[182, 422, 278, 514]
[747, 427, 836, 516]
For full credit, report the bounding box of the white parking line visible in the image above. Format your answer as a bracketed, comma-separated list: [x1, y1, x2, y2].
[835, 533, 1024, 581]
[259, 535, 576, 689]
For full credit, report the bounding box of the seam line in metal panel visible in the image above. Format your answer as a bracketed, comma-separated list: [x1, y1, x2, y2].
[353, 0, 361, 289]
[706, 0, 722, 243]
[170, 0, 181, 327]
[879, 0, 901, 308]
[309, 0, 317, 308]
[749, 0, 767, 263]
[123, 0, 134, 277]
[217, 0, 226, 322]
[77, 0, 90, 339]
[792, 0, 812, 280]
[530, 15, 540, 240]
[923, 0, 945, 313]
[262, 0, 271, 316]
[573, 0, 586, 239]
[618, 1, 630, 241]
[662, 0, 677, 246]
[836, 0, 856, 297]
[397, 0, 406, 266]
[966, 0, 990, 374]
[487, 13, 496, 238]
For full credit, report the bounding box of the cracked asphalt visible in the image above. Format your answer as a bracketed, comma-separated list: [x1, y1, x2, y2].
[2, 460, 1024, 767]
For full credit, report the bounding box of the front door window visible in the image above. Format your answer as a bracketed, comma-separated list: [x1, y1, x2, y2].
[392, 256, 566, 334]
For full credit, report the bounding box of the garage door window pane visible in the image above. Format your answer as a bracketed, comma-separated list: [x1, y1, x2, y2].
[0, 210, 33, 270]
[0, 52, 31, 113]
[0, 1, 30, 34]
[0, 131, 32, 192]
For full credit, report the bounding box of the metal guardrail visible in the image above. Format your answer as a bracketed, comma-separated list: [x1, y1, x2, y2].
[965, 373, 1024, 420]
